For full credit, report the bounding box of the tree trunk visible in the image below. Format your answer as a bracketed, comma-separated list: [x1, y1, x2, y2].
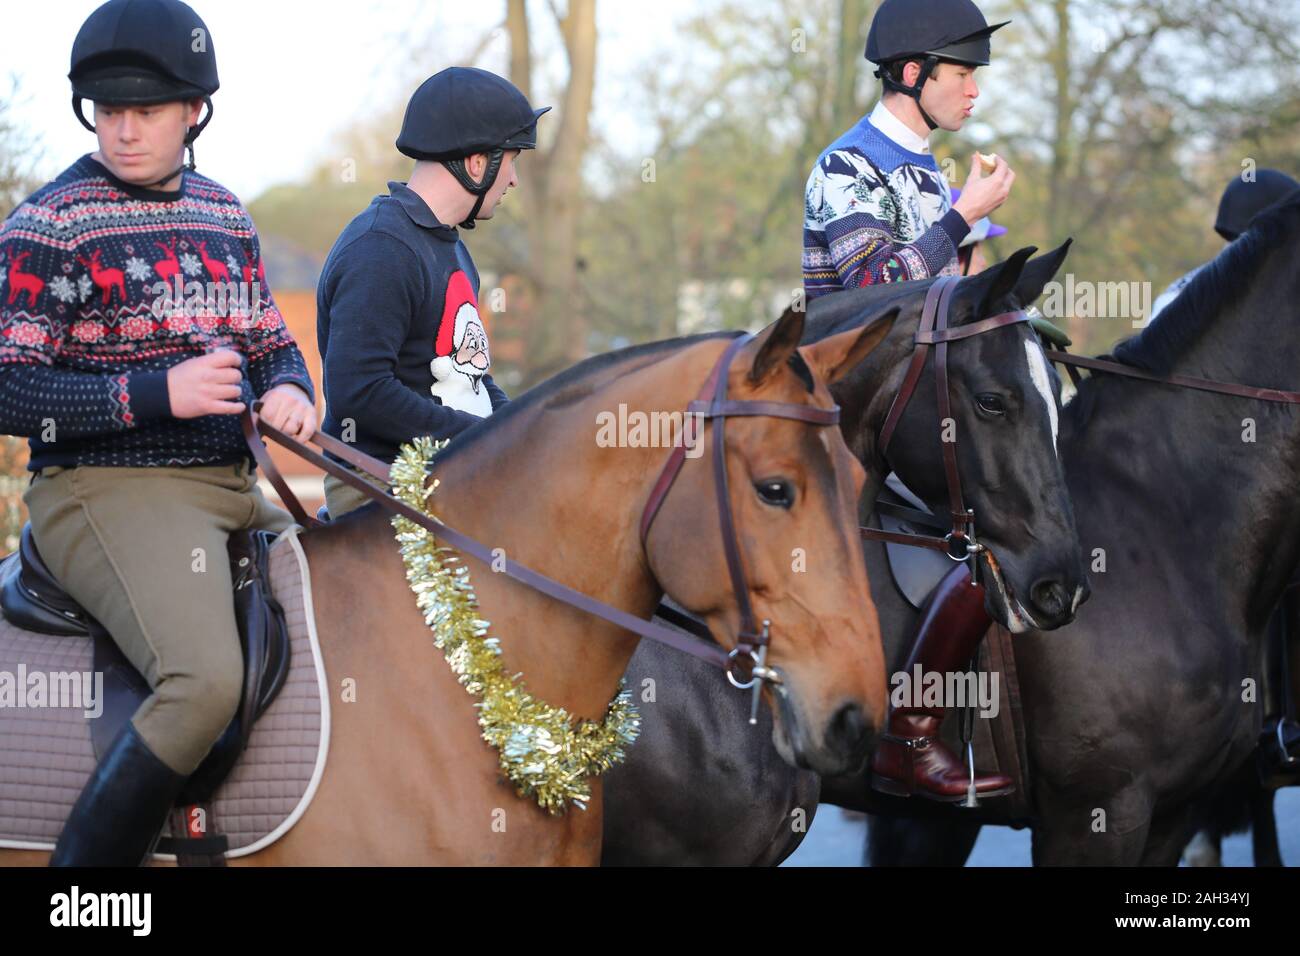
[507, 0, 598, 386]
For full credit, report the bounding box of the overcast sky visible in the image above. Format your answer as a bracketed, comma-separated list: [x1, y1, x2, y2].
[6, 0, 699, 200]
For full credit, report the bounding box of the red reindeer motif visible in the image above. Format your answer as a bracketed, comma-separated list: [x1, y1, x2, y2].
[196, 240, 230, 283]
[75, 249, 126, 305]
[241, 251, 266, 286]
[153, 239, 180, 283]
[4, 248, 45, 308]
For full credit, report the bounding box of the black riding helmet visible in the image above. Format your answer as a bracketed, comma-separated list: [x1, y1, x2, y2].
[865, 0, 1008, 131]
[69, 0, 219, 187]
[1214, 169, 1300, 241]
[396, 67, 551, 229]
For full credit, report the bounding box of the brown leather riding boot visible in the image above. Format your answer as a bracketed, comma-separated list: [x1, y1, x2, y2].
[871, 562, 1014, 802]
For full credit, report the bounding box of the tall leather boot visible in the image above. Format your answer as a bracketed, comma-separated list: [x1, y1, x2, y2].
[50, 721, 187, 867]
[871, 562, 1013, 801]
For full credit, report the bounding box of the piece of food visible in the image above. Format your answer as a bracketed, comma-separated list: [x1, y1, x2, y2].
[977, 152, 999, 174]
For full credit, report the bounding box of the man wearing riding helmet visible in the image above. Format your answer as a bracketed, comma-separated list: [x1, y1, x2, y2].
[316, 67, 547, 519]
[0, 0, 317, 865]
[804, 0, 1025, 802]
[1149, 169, 1300, 320]
[802, 0, 1015, 298]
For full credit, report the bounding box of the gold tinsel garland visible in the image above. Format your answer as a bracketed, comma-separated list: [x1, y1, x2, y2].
[389, 436, 640, 815]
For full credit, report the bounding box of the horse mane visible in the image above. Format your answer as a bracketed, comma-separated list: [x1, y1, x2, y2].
[804, 280, 932, 341]
[1110, 190, 1300, 373]
[428, 331, 732, 467]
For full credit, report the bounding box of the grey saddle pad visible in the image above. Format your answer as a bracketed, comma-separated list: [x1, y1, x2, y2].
[878, 474, 953, 610]
[0, 528, 329, 860]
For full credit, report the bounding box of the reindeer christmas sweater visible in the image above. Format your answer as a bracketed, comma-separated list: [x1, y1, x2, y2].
[0, 155, 314, 471]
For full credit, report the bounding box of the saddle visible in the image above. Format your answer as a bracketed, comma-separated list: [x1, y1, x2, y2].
[0, 524, 292, 807]
[876, 474, 954, 610]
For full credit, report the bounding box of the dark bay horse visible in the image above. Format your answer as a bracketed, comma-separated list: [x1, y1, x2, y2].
[602, 244, 1089, 865]
[2, 309, 892, 866]
[865, 193, 1300, 865]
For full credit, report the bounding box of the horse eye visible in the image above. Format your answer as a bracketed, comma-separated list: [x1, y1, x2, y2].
[754, 478, 795, 509]
[976, 393, 1006, 416]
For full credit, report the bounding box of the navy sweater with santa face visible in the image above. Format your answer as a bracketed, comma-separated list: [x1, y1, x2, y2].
[316, 181, 508, 466]
[0, 155, 315, 470]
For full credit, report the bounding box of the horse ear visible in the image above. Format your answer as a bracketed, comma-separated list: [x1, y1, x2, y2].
[801, 306, 901, 385]
[962, 245, 1037, 320]
[747, 306, 806, 385]
[1010, 238, 1073, 308]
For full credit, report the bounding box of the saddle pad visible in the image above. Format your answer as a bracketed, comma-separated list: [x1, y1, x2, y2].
[0, 527, 330, 860]
[876, 475, 952, 609]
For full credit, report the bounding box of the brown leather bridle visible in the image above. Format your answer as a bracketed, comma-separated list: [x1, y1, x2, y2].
[638, 332, 842, 696]
[243, 331, 843, 704]
[862, 274, 1032, 561]
[857, 273, 1300, 562]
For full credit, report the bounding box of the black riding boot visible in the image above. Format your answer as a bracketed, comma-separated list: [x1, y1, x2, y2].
[50, 721, 187, 867]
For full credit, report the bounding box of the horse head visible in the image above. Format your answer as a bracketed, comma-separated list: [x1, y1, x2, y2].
[813, 243, 1089, 632]
[644, 306, 899, 775]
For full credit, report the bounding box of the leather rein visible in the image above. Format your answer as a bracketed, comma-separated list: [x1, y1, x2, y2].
[242, 332, 842, 698]
[859, 273, 1300, 560]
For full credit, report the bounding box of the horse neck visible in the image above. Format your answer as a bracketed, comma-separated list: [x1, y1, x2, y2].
[422, 346, 701, 718]
[1064, 256, 1300, 629]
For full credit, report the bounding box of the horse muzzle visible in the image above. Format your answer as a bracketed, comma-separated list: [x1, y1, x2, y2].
[771, 682, 878, 776]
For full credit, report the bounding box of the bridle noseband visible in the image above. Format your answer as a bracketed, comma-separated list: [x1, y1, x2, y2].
[867, 274, 1032, 561]
[640, 333, 843, 699]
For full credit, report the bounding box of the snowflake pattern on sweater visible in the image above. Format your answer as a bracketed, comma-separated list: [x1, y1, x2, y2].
[0, 155, 314, 470]
[803, 106, 967, 299]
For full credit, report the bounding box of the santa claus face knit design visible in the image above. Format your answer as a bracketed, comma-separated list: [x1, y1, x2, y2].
[430, 269, 493, 417]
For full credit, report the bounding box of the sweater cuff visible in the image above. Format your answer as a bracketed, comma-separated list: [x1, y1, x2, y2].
[129, 370, 171, 421]
[938, 208, 972, 248]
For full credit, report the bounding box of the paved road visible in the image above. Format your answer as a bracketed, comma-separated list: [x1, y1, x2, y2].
[783, 789, 1300, 866]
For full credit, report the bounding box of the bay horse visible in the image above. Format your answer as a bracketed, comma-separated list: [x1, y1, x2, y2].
[864, 193, 1300, 865]
[602, 244, 1089, 865]
[1, 308, 892, 866]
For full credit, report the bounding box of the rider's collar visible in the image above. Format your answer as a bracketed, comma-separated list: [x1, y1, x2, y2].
[868, 100, 931, 156]
[81, 154, 185, 203]
[388, 181, 459, 241]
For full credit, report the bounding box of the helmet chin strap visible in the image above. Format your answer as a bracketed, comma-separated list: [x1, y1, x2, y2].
[877, 55, 942, 131]
[442, 148, 505, 230]
[74, 95, 213, 190]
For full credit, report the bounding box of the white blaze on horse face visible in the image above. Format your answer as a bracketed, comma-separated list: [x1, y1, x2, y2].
[1024, 338, 1059, 452]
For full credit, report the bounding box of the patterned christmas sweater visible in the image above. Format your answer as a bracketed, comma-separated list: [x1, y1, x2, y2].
[803, 101, 969, 300]
[0, 155, 315, 471]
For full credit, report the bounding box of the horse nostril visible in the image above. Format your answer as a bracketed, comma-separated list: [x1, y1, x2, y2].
[828, 701, 870, 755]
[1030, 579, 1071, 619]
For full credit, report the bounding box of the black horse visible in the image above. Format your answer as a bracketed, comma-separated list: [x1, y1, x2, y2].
[862, 193, 1300, 865]
[601, 244, 1088, 865]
